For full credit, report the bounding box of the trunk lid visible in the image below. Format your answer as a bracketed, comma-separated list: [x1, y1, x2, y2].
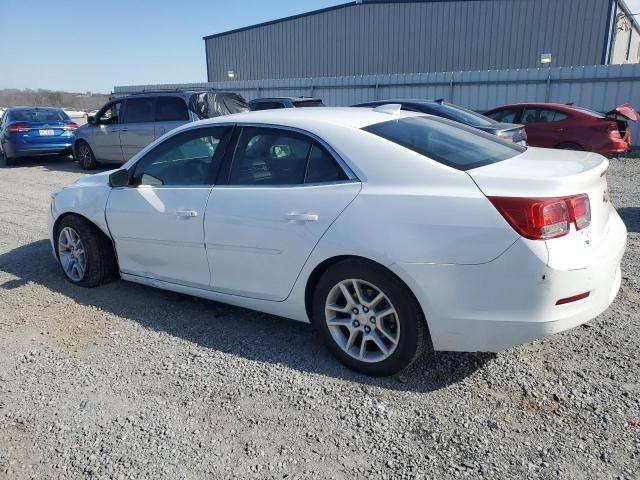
[605, 103, 639, 121]
[468, 147, 611, 246]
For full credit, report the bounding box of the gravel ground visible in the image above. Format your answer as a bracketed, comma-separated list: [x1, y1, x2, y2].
[0, 155, 639, 480]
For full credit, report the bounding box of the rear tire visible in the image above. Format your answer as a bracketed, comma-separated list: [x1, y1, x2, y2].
[75, 141, 98, 170]
[557, 142, 583, 151]
[312, 259, 430, 376]
[1, 142, 15, 166]
[55, 215, 118, 288]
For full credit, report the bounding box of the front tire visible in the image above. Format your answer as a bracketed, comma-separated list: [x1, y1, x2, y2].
[55, 215, 118, 287]
[75, 141, 98, 170]
[313, 259, 430, 376]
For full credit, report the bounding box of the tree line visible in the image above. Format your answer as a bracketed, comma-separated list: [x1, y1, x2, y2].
[0, 89, 109, 111]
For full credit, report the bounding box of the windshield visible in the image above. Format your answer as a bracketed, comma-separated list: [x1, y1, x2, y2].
[363, 116, 525, 171]
[432, 103, 496, 127]
[9, 109, 69, 122]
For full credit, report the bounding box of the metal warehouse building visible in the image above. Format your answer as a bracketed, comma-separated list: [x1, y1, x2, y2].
[204, 0, 640, 82]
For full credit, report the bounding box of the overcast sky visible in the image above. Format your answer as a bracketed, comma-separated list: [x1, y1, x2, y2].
[1, 0, 638, 94]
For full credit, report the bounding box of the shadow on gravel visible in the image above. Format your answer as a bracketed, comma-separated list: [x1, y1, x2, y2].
[0, 239, 495, 392]
[618, 207, 640, 233]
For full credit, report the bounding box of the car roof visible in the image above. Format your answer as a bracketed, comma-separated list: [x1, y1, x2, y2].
[195, 106, 424, 130]
[250, 97, 322, 102]
[489, 102, 575, 110]
[7, 106, 63, 112]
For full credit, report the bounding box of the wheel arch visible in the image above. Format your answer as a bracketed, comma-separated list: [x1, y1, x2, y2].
[304, 255, 431, 340]
[53, 212, 117, 264]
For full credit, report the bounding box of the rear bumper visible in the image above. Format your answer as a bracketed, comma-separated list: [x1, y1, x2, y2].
[391, 211, 627, 352]
[4, 140, 73, 158]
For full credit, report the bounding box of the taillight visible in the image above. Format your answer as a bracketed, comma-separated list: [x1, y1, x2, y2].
[496, 134, 512, 141]
[63, 123, 79, 131]
[489, 194, 591, 240]
[6, 123, 30, 133]
[566, 193, 591, 230]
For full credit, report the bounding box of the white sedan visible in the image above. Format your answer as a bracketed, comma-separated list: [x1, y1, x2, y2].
[48, 106, 627, 376]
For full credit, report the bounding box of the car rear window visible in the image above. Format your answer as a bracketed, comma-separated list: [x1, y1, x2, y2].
[363, 116, 525, 170]
[431, 103, 495, 127]
[293, 100, 324, 108]
[9, 109, 68, 122]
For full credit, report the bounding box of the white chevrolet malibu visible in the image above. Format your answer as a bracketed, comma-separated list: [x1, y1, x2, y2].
[48, 106, 627, 376]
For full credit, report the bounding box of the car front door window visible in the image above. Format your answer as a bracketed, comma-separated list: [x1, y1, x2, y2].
[99, 102, 121, 125]
[132, 127, 231, 187]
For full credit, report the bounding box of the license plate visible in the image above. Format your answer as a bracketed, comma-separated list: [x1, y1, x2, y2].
[39, 129, 54, 136]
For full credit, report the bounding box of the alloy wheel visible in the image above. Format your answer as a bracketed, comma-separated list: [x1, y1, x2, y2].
[325, 278, 400, 363]
[58, 227, 87, 282]
[77, 144, 92, 168]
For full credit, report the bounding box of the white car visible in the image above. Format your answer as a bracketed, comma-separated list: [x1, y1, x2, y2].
[48, 106, 627, 376]
[62, 107, 87, 119]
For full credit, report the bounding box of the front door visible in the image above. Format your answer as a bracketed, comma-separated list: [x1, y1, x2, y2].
[205, 126, 361, 301]
[106, 125, 232, 287]
[119, 97, 157, 161]
[91, 100, 125, 163]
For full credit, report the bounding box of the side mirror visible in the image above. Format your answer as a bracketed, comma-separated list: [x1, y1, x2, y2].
[108, 169, 129, 188]
[87, 115, 96, 125]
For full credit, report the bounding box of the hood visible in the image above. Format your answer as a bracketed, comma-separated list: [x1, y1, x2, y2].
[71, 170, 117, 187]
[605, 103, 639, 121]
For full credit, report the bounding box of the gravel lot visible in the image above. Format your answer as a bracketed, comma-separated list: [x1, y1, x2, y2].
[0, 155, 639, 480]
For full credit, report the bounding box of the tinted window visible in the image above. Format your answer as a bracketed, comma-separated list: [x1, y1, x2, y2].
[251, 102, 285, 111]
[305, 144, 347, 183]
[293, 100, 324, 108]
[228, 127, 311, 185]
[155, 97, 189, 122]
[364, 116, 525, 171]
[9, 109, 68, 122]
[132, 127, 230, 186]
[571, 106, 604, 118]
[98, 102, 121, 125]
[521, 108, 569, 124]
[487, 109, 518, 123]
[123, 97, 155, 123]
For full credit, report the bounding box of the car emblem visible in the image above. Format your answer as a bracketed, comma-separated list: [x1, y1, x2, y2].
[603, 190, 610, 203]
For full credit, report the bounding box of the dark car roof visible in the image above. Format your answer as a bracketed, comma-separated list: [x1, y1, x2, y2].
[8, 106, 63, 111]
[250, 97, 322, 102]
[487, 102, 576, 110]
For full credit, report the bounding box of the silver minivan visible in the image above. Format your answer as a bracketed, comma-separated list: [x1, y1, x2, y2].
[73, 91, 248, 169]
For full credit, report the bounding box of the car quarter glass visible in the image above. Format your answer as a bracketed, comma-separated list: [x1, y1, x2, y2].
[363, 116, 525, 170]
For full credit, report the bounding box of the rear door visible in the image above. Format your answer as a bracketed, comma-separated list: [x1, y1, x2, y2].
[204, 126, 361, 301]
[519, 108, 569, 148]
[155, 96, 191, 139]
[120, 97, 157, 160]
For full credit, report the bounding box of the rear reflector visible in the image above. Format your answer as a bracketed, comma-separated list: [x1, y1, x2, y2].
[489, 194, 591, 240]
[6, 123, 30, 133]
[556, 291, 590, 305]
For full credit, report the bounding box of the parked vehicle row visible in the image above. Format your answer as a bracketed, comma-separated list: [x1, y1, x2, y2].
[48, 106, 627, 376]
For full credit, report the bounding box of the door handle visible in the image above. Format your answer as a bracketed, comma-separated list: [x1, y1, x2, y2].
[176, 210, 199, 218]
[286, 213, 319, 223]
[118, 128, 128, 133]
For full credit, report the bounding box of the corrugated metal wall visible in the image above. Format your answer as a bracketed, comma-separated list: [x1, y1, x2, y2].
[204, 0, 611, 82]
[114, 63, 640, 145]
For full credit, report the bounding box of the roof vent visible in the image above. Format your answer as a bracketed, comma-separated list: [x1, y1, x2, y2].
[372, 104, 402, 115]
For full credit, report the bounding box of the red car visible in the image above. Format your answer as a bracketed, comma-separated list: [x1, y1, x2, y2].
[484, 102, 638, 157]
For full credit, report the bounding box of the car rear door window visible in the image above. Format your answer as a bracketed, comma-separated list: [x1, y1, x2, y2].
[364, 116, 524, 170]
[122, 97, 156, 124]
[155, 97, 189, 122]
[304, 144, 348, 183]
[131, 126, 231, 186]
[227, 127, 312, 185]
[521, 108, 569, 124]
